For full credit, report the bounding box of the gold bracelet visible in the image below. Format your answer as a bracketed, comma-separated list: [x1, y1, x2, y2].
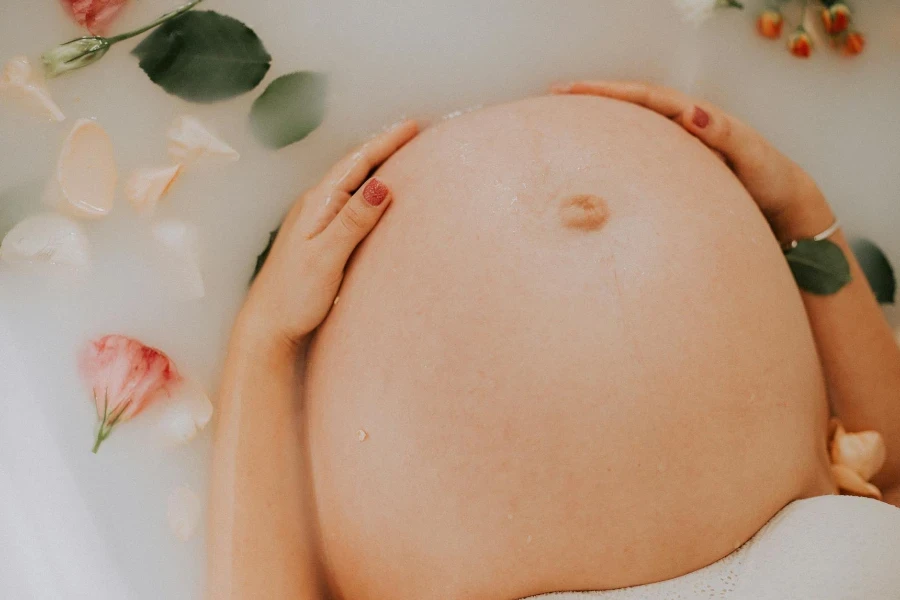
[782, 218, 841, 251]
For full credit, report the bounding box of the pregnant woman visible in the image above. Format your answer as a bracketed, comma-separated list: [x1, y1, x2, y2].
[207, 82, 900, 599]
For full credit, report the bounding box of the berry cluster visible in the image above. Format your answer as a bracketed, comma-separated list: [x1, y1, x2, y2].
[757, 1, 864, 58]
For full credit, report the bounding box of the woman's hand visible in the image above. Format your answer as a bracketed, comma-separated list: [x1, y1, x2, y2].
[240, 120, 419, 349]
[551, 80, 835, 243]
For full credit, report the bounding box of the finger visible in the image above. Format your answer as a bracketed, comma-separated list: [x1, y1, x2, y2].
[554, 80, 774, 174]
[304, 120, 418, 237]
[316, 177, 392, 268]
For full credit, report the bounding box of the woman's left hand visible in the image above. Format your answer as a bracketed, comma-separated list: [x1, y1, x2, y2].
[240, 119, 419, 349]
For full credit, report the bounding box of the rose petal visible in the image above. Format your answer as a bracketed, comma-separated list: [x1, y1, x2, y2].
[62, 0, 128, 34]
[125, 165, 182, 216]
[158, 379, 213, 445]
[0, 56, 65, 122]
[57, 119, 117, 219]
[151, 219, 205, 301]
[167, 116, 239, 165]
[167, 485, 202, 542]
[79, 335, 180, 421]
[0, 213, 90, 271]
[830, 423, 887, 482]
[831, 464, 883, 500]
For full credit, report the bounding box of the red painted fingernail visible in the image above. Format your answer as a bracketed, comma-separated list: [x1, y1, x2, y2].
[363, 178, 389, 206]
[692, 106, 710, 129]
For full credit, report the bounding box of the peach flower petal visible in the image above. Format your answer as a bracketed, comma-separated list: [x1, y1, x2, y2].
[0, 56, 65, 122]
[167, 116, 239, 165]
[167, 485, 202, 542]
[831, 464, 883, 500]
[57, 119, 117, 219]
[158, 379, 213, 445]
[830, 423, 887, 482]
[125, 165, 182, 216]
[0, 213, 90, 270]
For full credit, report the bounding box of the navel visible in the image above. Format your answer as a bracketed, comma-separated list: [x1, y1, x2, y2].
[558, 194, 609, 231]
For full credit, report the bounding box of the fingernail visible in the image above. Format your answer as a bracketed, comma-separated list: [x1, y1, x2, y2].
[692, 106, 710, 129]
[363, 178, 389, 206]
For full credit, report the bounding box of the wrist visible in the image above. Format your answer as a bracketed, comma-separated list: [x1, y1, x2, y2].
[768, 176, 836, 245]
[232, 307, 306, 361]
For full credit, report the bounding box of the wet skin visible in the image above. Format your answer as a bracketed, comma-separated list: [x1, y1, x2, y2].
[303, 95, 835, 600]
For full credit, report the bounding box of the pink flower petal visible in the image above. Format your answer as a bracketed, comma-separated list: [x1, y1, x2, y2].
[79, 335, 181, 423]
[62, 0, 127, 34]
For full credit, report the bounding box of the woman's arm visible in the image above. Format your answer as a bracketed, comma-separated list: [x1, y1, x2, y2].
[553, 81, 900, 504]
[207, 120, 419, 599]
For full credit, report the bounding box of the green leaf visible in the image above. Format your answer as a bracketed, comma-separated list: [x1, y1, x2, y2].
[850, 238, 896, 304]
[132, 11, 271, 103]
[785, 239, 852, 295]
[250, 72, 328, 149]
[251, 227, 279, 283]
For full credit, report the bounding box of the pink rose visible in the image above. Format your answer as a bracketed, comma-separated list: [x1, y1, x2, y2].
[79, 334, 181, 452]
[61, 0, 128, 34]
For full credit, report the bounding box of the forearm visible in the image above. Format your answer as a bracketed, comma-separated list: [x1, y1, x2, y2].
[207, 315, 321, 599]
[780, 188, 900, 499]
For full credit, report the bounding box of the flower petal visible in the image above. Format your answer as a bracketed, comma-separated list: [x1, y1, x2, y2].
[830, 423, 886, 482]
[158, 379, 213, 445]
[125, 165, 182, 216]
[167, 485, 202, 542]
[152, 219, 205, 301]
[0, 213, 90, 270]
[0, 56, 65, 122]
[57, 119, 117, 219]
[831, 464, 883, 500]
[79, 335, 180, 421]
[167, 116, 239, 165]
[62, 0, 128, 34]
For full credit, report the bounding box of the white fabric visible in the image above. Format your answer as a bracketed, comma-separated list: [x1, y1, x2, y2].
[530, 495, 900, 600]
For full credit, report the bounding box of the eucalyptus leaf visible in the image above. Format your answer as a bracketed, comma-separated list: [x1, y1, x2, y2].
[132, 11, 271, 103]
[251, 227, 279, 283]
[250, 72, 327, 149]
[850, 238, 896, 304]
[785, 239, 852, 295]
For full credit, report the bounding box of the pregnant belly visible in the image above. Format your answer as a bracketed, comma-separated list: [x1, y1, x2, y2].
[304, 96, 834, 600]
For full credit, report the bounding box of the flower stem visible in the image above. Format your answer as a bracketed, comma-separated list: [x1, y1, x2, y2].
[92, 424, 110, 453]
[106, 0, 205, 45]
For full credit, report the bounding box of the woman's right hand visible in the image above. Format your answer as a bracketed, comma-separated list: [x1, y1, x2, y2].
[551, 80, 835, 244]
[239, 119, 419, 350]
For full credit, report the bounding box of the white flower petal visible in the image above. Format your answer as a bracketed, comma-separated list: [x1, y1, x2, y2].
[0, 213, 90, 270]
[672, 0, 718, 24]
[125, 165, 182, 216]
[0, 56, 65, 122]
[152, 219, 205, 301]
[167, 116, 239, 165]
[167, 486, 202, 542]
[158, 379, 213, 445]
[56, 119, 117, 219]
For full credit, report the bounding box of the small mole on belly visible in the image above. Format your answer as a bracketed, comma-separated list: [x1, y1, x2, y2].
[558, 194, 609, 231]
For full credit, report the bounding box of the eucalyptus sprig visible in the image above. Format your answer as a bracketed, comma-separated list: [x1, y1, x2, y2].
[42, 0, 205, 78]
[785, 238, 852, 295]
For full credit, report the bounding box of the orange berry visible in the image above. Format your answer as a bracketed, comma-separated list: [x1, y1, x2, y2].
[822, 3, 852, 35]
[756, 9, 784, 39]
[844, 31, 866, 56]
[788, 30, 813, 58]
